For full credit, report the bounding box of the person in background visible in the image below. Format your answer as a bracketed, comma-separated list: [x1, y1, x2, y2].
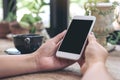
[0, 30, 114, 80]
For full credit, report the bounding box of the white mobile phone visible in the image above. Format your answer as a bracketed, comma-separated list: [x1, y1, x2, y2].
[56, 16, 96, 60]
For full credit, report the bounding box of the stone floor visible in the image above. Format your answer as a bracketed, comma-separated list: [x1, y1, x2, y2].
[0, 39, 120, 80]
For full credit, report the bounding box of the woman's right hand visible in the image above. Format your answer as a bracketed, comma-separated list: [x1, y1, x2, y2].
[78, 33, 109, 74]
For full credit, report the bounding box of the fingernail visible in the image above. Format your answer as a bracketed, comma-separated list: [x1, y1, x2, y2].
[90, 32, 95, 36]
[63, 30, 67, 34]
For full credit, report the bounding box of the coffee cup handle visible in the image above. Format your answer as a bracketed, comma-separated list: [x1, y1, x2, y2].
[24, 38, 31, 48]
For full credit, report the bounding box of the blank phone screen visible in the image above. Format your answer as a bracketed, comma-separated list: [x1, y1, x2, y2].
[58, 19, 93, 54]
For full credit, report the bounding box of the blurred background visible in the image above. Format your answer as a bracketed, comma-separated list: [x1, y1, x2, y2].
[0, 0, 120, 46]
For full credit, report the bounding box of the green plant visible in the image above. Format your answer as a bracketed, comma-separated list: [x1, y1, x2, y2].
[19, 14, 41, 33]
[107, 31, 120, 45]
[18, 0, 49, 33]
[5, 12, 17, 22]
[4, 1, 17, 22]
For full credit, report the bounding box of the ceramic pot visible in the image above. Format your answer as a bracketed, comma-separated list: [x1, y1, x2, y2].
[91, 3, 114, 46]
[0, 22, 10, 38]
[9, 21, 29, 34]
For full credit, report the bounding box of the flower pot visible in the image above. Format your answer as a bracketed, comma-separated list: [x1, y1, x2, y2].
[91, 3, 115, 46]
[9, 21, 29, 34]
[0, 22, 11, 38]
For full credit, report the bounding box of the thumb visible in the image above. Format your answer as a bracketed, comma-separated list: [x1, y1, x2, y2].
[52, 30, 67, 44]
[88, 32, 96, 43]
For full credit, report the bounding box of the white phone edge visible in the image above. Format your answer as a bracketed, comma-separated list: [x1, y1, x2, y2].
[56, 16, 96, 60]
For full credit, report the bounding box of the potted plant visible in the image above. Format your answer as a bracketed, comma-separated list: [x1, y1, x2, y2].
[9, 0, 50, 42]
[84, 0, 119, 46]
[0, 0, 29, 38]
[5, 10, 29, 35]
[106, 30, 120, 52]
[0, 21, 11, 38]
[16, 0, 49, 34]
[19, 13, 41, 34]
[4, 0, 50, 41]
[0, 0, 16, 38]
[107, 30, 120, 45]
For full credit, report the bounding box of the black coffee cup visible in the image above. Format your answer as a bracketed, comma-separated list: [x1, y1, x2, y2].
[13, 34, 43, 54]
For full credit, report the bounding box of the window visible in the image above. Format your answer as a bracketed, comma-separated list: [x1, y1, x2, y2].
[70, 0, 87, 18]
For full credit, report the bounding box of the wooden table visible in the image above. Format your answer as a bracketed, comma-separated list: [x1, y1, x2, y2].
[0, 39, 120, 80]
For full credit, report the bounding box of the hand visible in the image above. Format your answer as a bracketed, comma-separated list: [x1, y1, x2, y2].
[78, 33, 109, 74]
[33, 30, 75, 72]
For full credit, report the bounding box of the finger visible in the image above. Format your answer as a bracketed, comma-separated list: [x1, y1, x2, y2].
[52, 30, 67, 44]
[80, 63, 87, 75]
[54, 57, 75, 69]
[78, 58, 85, 67]
[88, 32, 96, 43]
